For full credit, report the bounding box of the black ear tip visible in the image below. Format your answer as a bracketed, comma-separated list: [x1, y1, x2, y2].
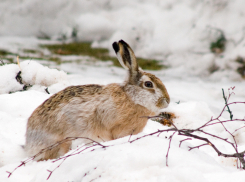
[119, 40, 130, 48]
[112, 42, 119, 53]
[119, 39, 126, 44]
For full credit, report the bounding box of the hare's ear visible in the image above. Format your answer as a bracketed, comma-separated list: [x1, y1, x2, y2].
[112, 40, 139, 73]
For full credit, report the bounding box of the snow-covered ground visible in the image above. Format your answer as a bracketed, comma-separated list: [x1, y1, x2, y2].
[0, 0, 245, 182]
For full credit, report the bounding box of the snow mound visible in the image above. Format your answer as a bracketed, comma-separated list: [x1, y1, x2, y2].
[0, 61, 68, 94]
[20, 61, 68, 87]
[0, 64, 23, 94]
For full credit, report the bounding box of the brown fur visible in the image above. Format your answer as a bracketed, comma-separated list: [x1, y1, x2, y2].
[26, 84, 153, 160]
[25, 40, 169, 160]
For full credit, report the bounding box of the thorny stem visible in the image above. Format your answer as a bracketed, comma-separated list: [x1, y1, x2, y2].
[232, 126, 245, 134]
[217, 117, 239, 152]
[205, 118, 245, 127]
[197, 100, 245, 130]
[188, 143, 209, 151]
[178, 130, 245, 167]
[179, 138, 192, 147]
[129, 129, 176, 143]
[166, 131, 177, 166]
[47, 143, 99, 180]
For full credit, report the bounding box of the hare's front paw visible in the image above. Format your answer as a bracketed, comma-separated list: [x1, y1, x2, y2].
[153, 112, 176, 127]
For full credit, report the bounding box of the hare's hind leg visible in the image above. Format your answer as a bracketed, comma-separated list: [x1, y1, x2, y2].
[40, 141, 71, 161]
[26, 129, 71, 160]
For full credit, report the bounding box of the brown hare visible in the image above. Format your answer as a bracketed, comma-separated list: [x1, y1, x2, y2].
[25, 40, 170, 160]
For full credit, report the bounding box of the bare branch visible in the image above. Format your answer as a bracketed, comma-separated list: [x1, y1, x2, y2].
[166, 131, 177, 166]
[179, 138, 192, 147]
[188, 143, 209, 151]
[232, 126, 245, 134]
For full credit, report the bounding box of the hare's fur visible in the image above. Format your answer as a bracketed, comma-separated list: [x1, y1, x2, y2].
[25, 40, 170, 160]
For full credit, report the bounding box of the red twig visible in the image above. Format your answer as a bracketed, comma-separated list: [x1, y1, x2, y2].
[166, 131, 177, 166]
[179, 138, 192, 147]
[232, 125, 245, 134]
[188, 143, 209, 151]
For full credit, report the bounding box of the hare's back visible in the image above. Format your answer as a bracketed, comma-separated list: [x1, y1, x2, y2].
[43, 84, 102, 110]
[43, 84, 103, 108]
[27, 84, 103, 127]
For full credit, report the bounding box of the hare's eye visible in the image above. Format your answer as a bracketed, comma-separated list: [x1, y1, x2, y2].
[144, 81, 153, 88]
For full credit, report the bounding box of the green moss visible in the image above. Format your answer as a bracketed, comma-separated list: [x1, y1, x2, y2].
[43, 42, 165, 70]
[48, 57, 62, 65]
[0, 49, 10, 56]
[19, 56, 41, 60]
[0, 57, 14, 66]
[23, 49, 40, 54]
[137, 58, 166, 70]
[210, 33, 226, 54]
[43, 42, 107, 56]
[4, 57, 14, 64]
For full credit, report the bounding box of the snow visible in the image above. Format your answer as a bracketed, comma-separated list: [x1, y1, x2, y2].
[0, 0, 245, 182]
[0, 61, 68, 94]
[0, 58, 244, 181]
[0, 64, 23, 94]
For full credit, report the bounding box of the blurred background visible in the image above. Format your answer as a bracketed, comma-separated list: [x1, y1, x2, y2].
[0, 0, 245, 81]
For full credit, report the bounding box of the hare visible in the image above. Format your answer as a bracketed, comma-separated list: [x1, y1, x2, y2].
[25, 40, 170, 160]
